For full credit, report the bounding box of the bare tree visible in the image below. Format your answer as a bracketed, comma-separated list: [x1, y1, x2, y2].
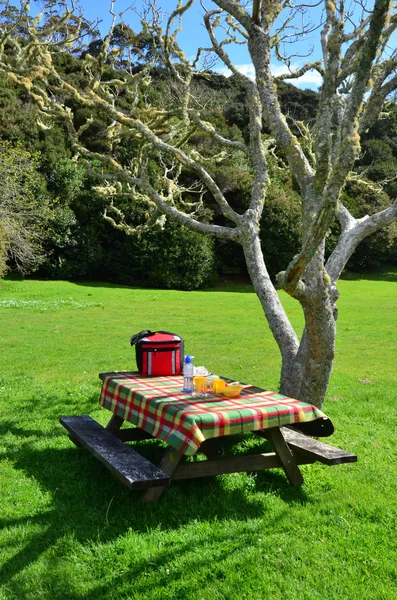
[1, 0, 397, 406]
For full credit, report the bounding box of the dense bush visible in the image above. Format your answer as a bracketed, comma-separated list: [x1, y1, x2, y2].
[39, 189, 217, 290]
[100, 220, 216, 290]
[260, 186, 302, 276]
[215, 184, 302, 281]
[0, 221, 7, 279]
[0, 141, 54, 274]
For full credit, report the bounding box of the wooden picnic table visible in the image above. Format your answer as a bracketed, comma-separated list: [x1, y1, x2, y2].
[60, 371, 357, 502]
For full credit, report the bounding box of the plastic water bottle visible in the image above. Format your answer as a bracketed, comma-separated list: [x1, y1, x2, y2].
[183, 355, 194, 393]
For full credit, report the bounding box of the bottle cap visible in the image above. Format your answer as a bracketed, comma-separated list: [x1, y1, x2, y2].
[185, 355, 192, 363]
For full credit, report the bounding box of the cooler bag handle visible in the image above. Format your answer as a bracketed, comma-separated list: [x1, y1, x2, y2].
[130, 330, 153, 346]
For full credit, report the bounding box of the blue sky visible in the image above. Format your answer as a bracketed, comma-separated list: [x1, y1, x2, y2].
[33, 0, 325, 89]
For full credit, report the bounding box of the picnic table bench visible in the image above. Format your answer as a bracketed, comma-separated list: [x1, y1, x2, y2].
[60, 372, 357, 501]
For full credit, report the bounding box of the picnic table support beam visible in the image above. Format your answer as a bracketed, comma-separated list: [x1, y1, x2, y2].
[262, 427, 304, 486]
[141, 448, 184, 502]
[105, 415, 154, 442]
[200, 438, 223, 460]
[106, 414, 124, 433]
[169, 452, 310, 480]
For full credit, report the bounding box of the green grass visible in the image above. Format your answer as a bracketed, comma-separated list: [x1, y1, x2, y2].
[0, 274, 396, 600]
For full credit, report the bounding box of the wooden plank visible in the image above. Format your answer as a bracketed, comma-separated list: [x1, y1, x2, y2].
[262, 428, 304, 486]
[104, 413, 154, 442]
[141, 448, 184, 502]
[288, 417, 334, 438]
[282, 428, 358, 465]
[105, 414, 124, 433]
[199, 438, 223, 460]
[171, 452, 316, 480]
[60, 415, 169, 490]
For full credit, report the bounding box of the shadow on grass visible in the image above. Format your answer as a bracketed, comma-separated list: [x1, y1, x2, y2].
[340, 266, 397, 283]
[71, 279, 256, 294]
[1, 390, 102, 425]
[1, 431, 308, 592]
[72, 519, 292, 600]
[3, 504, 295, 600]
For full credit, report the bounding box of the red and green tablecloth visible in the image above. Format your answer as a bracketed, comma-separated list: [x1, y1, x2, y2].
[99, 373, 327, 456]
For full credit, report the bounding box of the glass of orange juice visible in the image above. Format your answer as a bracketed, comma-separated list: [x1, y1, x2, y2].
[212, 378, 226, 394]
[193, 376, 207, 397]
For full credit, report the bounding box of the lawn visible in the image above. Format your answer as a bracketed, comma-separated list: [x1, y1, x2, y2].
[0, 273, 396, 600]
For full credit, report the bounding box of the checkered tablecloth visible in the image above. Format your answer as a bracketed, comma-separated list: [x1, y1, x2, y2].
[99, 373, 327, 456]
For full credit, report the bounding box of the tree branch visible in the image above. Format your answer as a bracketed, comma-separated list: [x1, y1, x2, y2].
[189, 111, 247, 152]
[327, 200, 397, 282]
[274, 61, 323, 81]
[203, 8, 251, 82]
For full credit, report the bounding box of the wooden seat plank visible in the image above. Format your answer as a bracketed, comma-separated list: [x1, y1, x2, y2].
[282, 428, 357, 465]
[60, 415, 169, 490]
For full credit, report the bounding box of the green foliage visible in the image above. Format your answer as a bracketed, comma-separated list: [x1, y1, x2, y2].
[0, 76, 40, 148]
[101, 220, 217, 290]
[33, 160, 86, 279]
[360, 137, 395, 177]
[38, 182, 216, 289]
[215, 185, 302, 281]
[277, 81, 319, 127]
[357, 102, 397, 199]
[37, 185, 107, 280]
[46, 158, 85, 202]
[0, 221, 7, 278]
[0, 141, 53, 274]
[211, 155, 301, 279]
[222, 79, 319, 139]
[260, 185, 302, 275]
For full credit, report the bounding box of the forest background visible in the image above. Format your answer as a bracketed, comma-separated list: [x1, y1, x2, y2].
[1, 11, 397, 289]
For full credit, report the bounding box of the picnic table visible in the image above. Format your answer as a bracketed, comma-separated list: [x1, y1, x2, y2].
[60, 372, 357, 501]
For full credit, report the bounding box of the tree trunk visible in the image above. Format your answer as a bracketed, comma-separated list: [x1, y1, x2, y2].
[240, 222, 300, 388]
[281, 261, 337, 407]
[240, 222, 336, 408]
[293, 300, 336, 407]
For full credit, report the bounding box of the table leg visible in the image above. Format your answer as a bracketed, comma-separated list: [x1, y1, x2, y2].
[105, 414, 124, 433]
[141, 448, 184, 502]
[200, 438, 223, 460]
[263, 428, 304, 487]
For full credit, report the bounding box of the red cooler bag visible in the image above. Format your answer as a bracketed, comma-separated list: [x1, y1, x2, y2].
[130, 330, 184, 376]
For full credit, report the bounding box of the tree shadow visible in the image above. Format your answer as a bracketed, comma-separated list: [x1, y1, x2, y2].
[71, 279, 257, 294]
[3, 273, 256, 294]
[12, 390, 102, 423]
[3, 435, 292, 589]
[3, 439, 307, 600]
[69, 279, 145, 291]
[4, 500, 296, 600]
[1, 398, 311, 597]
[340, 266, 397, 283]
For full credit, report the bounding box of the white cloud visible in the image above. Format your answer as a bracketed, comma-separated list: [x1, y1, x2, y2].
[216, 62, 323, 89]
[271, 64, 323, 88]
[216, 64, 254, 79]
